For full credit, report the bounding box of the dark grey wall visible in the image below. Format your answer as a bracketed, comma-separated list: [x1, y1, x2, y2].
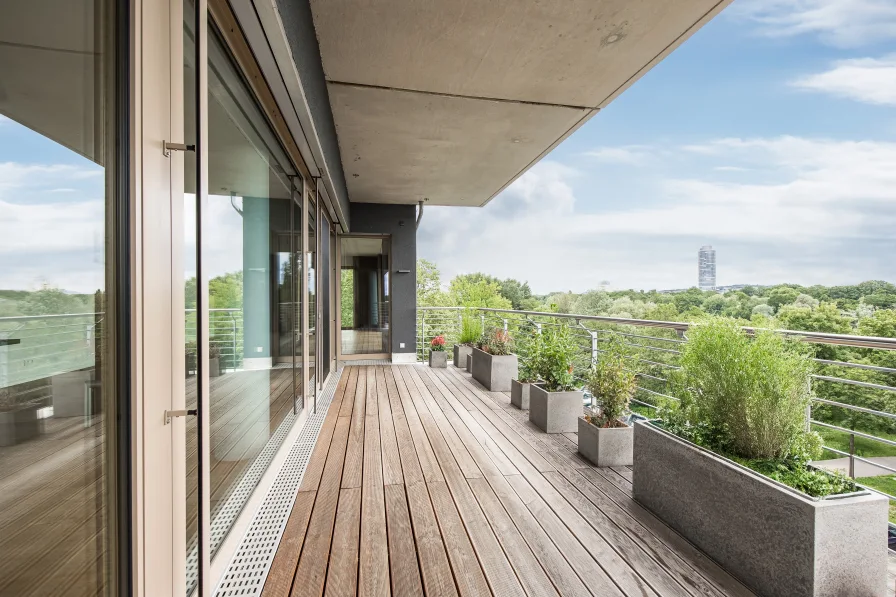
[274, 0, 351, 229]
[349, 203, 416, 355]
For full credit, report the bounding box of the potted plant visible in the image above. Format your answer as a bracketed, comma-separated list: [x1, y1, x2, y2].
[528, 326, 582, 433]
[185, 341, 197, 378]
[429, 335, 448, 368]
[511, 332, 541, 410]
[209, 343, 222, 377]
[471, 329, 518, 391]
[453, 311, 481, 369]
[579, 337, 636, 466]
[635, 318, 886, 597]
[0, 385, 43, 447]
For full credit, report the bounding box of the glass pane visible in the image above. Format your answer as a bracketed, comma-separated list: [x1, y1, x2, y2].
[206, 24, 298, 555]
[307, 198, 316, 395]
[340, 238, 390, 355]
[183, 0, 200, 592]
[320, 215, 331, 380]
[0, 0, 119, 595]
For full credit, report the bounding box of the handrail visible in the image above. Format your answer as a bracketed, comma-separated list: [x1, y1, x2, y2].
[475, 307, 896, 351]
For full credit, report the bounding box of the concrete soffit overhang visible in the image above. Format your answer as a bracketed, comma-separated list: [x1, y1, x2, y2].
[228, 0, 350, 232]
[309, 0, 734, 208]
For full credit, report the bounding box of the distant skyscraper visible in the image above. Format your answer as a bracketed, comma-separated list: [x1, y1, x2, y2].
[698, 245, 716, 290]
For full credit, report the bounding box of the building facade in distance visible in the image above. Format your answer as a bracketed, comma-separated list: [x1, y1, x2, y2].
[699, 245, 717, 290]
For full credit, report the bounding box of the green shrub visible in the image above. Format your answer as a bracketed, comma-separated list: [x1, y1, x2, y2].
[671, 317, 816, 460]
[584, 336, 636, 427]
[458, 311, 482, 345]
[659, 317, 857, 497]
[478, 329, 514, 356]
[516, 332, 541, 383]
[533, 325, 578, 392]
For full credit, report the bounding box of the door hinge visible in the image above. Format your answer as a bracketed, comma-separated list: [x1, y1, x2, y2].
[165, 408, 197, 424]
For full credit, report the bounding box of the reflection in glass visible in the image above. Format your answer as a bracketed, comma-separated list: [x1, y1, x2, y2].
[183, 0, 200, 593]
[205, 24, 300, 556]
[0, 0, 119, 595]
[340, 238, 391, 355]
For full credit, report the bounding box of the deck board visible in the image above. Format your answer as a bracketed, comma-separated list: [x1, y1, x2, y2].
[265, 365, 759, 597]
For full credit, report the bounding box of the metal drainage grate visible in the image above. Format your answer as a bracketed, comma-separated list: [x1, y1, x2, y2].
[212, 373, 342, 597]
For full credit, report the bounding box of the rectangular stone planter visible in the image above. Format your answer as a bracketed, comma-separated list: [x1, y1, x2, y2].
[577, 417, 632, 467]
[209, 356, 222, 377]
[528, 384, 583, 433]
[633, 421, 888, 597]
[510, 379, 536, 410]
[0, 403, 44, 447]
[453, 344, 472, 369]
[465, 354, 472, 372]
[471, 348, 517, 391]
[429, 350, 448, 368]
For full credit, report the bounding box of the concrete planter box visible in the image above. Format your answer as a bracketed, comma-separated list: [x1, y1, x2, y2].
[0, 403, 44, 447]
[209, 356, 222, 378]
[633, 421, 888, 597]
[510, 380, 537, 410]
[465, 354, 472, 372]
[453, 344, 472, 369]
[429, 351, 448, 368]
[577, 417, 632, 467]
[529, 384, 583, 433]
[471, 348, 517, 391]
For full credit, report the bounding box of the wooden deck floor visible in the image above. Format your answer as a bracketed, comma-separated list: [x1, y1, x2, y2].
[0, 366, 300, 597]
[261, 364, 760, 597]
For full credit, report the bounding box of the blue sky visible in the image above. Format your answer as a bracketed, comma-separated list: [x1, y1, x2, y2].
[2, 0, 895, 296]
[418, 0, 896, 293]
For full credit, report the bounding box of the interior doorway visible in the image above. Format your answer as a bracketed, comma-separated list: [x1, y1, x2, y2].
[338, 236, 390, 360]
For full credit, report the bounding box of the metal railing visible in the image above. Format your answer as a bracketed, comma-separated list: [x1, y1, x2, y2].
[417, 306, 896, 514]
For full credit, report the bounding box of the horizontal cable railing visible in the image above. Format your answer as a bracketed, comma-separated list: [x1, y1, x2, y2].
[418, 306, 896, 514]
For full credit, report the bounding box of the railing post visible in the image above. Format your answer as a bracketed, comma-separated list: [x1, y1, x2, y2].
[591, 331, 598, 367]
[421, 309, 426, 362]
[849, 433, 856, 479]
[481, 313, 486, 335]
[503, 318, 508, 333]
[536, 322, 542, 335]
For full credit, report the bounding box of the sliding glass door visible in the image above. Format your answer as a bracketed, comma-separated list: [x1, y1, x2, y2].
[0, 0, 126, 595]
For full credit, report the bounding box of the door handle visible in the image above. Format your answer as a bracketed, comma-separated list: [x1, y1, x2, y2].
[165, 408, 198, 424]
[163, 141, 196, 157]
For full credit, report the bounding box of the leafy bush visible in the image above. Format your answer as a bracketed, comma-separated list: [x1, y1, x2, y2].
[458, 311, 482, 345]
[478, 329, 514, 356]
[660, 317, 857, 497]
[670, 318, 816, 460]
[516, 332, 541, 383]
[584, 336, 636, 427]
[533, 325, 578, 392]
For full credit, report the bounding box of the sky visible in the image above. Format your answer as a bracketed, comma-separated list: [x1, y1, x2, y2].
[417, 0, 896, 294]
[1, 0, 895, 297]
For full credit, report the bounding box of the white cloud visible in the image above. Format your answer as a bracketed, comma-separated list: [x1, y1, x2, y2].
[583, 146, 650, 165]
[793, 55, 896, 105]
[417, 137, 896, 292]
[732, 0, 896, 47]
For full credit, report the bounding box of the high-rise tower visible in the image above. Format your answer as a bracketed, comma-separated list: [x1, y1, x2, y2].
[698, 245, 716, 290]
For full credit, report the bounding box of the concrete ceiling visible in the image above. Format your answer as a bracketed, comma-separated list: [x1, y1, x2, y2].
[309, 0, 731, 206]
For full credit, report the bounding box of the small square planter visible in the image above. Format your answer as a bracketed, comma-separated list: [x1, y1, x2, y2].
[577, 416, 632, 467]
[465, 354, 472, 372]
[471, 347, 518, 391]
[510, 379, 537, 410]
[0, 403, 44, 447]
[429, 350, 448, 368]
[453, 344, 472, 369]
[528, 384, 583, 433]
[209, 356, 222, 378]
[634, 421, 888, 597]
